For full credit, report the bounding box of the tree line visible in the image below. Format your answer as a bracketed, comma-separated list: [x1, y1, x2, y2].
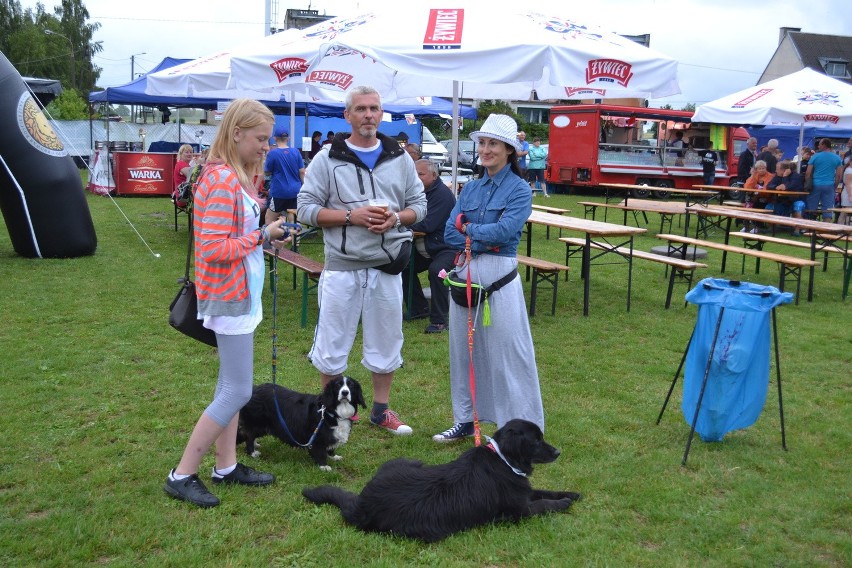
[1, 0, 101, 100]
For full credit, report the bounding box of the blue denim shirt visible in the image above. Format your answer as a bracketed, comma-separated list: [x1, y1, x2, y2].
[444, 164, 532, 257]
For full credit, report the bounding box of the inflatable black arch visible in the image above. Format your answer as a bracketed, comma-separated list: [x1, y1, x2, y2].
[0, 51, 97, 258]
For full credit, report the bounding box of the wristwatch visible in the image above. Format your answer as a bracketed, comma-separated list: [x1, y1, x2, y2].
[392, 211, 402, 229]
[344, 209, 352, 226]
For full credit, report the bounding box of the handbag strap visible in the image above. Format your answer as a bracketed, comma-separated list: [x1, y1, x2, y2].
[181, 230, 193, 283]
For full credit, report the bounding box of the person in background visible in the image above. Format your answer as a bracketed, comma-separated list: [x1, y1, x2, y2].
[805, 138, 843, 222]
[742, 160, 774, 233]
[322, 130, 335, 148]
[405, 143, 422, 161]
[840, 156, 852, 225]
[402, 159, 456, 333]
[757, 138, 779, 174]
[700, 140, 719, 186]
[309, 130, 323, 159]
[297, 86, 427, 436]
[396, 131, 410, 148]
[527, 137, 549, 197]
[172, 144, 194, 206]
[670, 131, 686, 151]
[264, 126, 305, 225]
[516, 131, 529, 180]
[766, 160, 806, 235]
[738, 137, 758, 184]
[433, 113, 544, 443]
[164, 99, 292, 508]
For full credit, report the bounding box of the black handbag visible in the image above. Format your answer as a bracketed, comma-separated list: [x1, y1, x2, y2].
[168, 234, 217, 347]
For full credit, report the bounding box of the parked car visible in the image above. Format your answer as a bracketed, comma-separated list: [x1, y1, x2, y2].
[439, 138, 477, 172]
[420, 126, 448, 166]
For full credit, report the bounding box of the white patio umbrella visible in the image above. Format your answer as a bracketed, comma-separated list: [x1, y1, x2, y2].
[692, 68, 852, 169]
[692, 67, 852, 128]
[226, 7, 680, 186]
[226, 8, 680, 101]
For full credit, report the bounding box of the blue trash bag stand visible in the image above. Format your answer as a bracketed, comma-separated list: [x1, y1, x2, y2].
[656, 278, 793, 466]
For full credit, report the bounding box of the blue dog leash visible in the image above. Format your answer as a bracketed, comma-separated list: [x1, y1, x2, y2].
[269, 239, 325, 449]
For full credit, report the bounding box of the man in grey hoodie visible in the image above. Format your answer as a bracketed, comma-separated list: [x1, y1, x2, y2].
[297, 86, 427, 435]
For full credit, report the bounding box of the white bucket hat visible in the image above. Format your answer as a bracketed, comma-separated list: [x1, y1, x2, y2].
[470, 114, 522, 152]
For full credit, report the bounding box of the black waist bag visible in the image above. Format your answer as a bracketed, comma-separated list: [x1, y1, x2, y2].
[446, 268, 518, 308]
[375, 240, 411, 275]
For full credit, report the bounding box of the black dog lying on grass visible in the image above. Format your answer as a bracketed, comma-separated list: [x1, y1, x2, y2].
[302, 418, 581, 541]
[237, 376, 365, 471]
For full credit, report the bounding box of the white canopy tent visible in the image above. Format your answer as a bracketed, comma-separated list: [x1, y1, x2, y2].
[149, 7, 682, 187]
[692, 67, 852, 169]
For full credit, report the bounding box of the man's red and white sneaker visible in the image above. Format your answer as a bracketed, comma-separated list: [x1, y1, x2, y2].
[370, 409, 413, 436]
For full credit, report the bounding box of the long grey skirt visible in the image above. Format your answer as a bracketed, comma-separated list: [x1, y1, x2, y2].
[447, 254, 545, 430]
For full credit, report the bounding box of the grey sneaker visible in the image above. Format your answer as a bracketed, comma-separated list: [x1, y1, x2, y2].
[164, 471, 220, 508]
[432, 422, 474, 443]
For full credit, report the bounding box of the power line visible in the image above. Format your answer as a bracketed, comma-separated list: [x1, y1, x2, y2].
[90, 14, 263, 26]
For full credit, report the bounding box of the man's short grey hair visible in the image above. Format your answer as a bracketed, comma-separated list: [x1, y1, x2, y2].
[767, 139, 779, 149]
[345, 86, 381, 110]
[415, 159, 439, 177]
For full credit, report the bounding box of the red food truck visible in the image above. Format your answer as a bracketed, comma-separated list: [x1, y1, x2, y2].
[545, 104, 750, 198]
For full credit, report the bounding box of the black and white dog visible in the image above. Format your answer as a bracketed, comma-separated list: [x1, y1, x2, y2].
[237, 376, 365, 471]
[303, 419, 581, 541]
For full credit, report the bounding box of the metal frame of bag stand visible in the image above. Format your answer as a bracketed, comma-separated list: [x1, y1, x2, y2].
[656, 303, 787, 466]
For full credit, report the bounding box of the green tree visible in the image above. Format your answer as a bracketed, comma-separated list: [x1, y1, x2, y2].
[2, 0, 101, 94]
[44, 87, 88, 119]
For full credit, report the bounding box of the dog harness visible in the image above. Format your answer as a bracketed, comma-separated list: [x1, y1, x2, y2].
[484, 436, 527, 477]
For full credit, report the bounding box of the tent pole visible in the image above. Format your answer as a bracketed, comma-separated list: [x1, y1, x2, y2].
[289, 91, 296, 149]
[796, 124, 805, 173]
[451, 80, 459, 196]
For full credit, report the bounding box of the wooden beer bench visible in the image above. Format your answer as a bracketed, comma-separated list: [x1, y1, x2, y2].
[264, 248, 323, 328]
[727, 232, 849, 273]
[516, 255, 570, 316]
[656, 234, 818, 304]
[559, 237, 707, 309]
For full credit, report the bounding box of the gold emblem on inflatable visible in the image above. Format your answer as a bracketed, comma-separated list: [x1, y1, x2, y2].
[17, 93, 67, 157]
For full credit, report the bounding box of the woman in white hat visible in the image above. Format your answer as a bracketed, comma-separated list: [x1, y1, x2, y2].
[433, 114, 544, 442]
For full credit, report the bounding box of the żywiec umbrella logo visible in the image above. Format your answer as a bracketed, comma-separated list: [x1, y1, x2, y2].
[269, 57, 309, 83]
[796, 90, 841, 107]
[804, 114, 840, 124]
[532, 15, 604, 41]
[585, 59, 633, 87]
[423, 9, 464, 50]
[307, 70, 354, 90]
[565, 87, 607, 97]
[304, 14, 375, 42]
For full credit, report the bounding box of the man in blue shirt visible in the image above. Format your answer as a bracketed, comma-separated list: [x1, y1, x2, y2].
[805, 138, 843, 221]
[264, 126, 305, 224]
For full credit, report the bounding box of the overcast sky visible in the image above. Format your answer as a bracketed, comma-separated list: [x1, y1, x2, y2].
[21, 0, 852, 107]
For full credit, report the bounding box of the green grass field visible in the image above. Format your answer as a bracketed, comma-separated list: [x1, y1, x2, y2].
[0, 187, 849, 567]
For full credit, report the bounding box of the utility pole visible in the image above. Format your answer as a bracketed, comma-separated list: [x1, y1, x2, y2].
[130, 52, 146, 122]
